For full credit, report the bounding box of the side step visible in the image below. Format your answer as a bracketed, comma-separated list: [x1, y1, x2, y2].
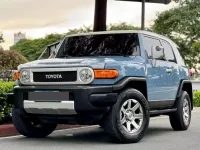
[150, 108, 177, 116]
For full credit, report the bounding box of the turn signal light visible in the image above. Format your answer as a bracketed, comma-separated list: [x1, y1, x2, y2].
[94, 70, 119, 79]
[13, 71, 20, 80]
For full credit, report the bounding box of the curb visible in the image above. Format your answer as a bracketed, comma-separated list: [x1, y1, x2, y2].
[0, 124, 81, 137]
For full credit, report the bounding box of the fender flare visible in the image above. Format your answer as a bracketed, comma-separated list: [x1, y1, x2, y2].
[113, 77, 147, 91]
[176, 80, 193, 110]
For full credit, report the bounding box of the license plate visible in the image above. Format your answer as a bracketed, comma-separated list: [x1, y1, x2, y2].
[28, 91, 69, 101]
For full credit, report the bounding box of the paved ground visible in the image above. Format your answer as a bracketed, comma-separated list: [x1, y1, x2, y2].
[1, 108, 200, 150]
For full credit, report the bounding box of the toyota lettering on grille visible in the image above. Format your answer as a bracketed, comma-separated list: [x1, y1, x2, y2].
[45, 74, 63, 79]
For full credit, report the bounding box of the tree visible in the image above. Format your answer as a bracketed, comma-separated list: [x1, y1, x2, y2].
[66, 26, 93, 35]
[107, 22, 140, 30]
[10, 34, 64, 61]
[0, 49, 28, 81]
[11, 23, 140, 61]
[152, 0, 200, 69]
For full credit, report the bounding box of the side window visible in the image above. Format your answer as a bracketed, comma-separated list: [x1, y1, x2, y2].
[143, 36, 162, 58]
[176, 47, 185, 66]
[162, 40, 176, 62]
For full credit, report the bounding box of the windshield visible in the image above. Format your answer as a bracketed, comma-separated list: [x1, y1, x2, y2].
[56, 33, 140, 58]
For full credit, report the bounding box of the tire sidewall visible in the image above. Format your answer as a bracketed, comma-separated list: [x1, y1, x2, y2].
[12, 108, 57, 138]
[111, 88, 149, 142]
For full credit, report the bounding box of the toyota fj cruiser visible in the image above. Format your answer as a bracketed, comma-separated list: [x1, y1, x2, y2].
[8, 31, 193, 143]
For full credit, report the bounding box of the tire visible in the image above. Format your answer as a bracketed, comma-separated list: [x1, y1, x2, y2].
[12, 108, 57, 138]
[102, 88, 149, 143]
[169, 91, 192, 131]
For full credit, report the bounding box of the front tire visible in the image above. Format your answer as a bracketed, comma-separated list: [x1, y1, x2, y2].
[12, 108, 57, 138]
[103, 88, 149, 143]
[169, 91, 192, 131]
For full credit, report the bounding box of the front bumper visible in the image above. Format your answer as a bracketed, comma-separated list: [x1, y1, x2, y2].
[10, 85, 118, 115]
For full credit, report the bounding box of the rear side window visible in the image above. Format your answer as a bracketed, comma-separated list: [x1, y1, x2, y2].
[143, 36, 162, 58]
[176, 47, 185, 66]
[162, 40, 176, 62]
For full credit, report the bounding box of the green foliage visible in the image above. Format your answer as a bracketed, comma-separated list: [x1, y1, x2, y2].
[10, 34, 64, 61]
[0, 49, 28, 81]
[152, 0, 200, 69]
[0, 82, 14, 124]
[107, 22, 140, 31]
[194, 91, 200, 107]
[11, 23, 140, 61]
[67, 26, 93, 35]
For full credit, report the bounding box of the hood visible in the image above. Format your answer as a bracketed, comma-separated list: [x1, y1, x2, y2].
[18, 56, 144, 70]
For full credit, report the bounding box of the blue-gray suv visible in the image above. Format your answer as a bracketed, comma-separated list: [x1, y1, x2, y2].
[8, 31, 193, 143]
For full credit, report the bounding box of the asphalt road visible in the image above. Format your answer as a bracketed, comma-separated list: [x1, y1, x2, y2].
[1, 108, 200, 150]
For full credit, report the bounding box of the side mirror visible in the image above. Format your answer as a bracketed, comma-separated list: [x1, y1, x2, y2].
[38, 41, 60, 60]
[151, 46, 165, 60]
[52, 50, 57, 56]
[151, 46, 165, 67]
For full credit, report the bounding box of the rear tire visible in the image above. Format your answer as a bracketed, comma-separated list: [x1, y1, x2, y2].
[103, 88, 149, 143]
[12, 108, 57, 138]
[169, 91, 191, 131]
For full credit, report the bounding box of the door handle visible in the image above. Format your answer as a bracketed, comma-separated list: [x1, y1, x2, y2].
[165, 68, 172, 73]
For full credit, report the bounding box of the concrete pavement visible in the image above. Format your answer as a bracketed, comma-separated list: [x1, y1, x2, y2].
[1, 108, 200, 150]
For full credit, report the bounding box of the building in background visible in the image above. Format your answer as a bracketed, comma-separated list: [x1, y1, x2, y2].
[14, 32, 26, 44]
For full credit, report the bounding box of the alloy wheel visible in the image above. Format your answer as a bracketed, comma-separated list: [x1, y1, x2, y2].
[120, 99, 144, 134]
[183, 98, 190, 126]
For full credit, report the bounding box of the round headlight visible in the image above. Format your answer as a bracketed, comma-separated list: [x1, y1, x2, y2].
[79, 69, 94, 83]
[20, 70, 30, 83]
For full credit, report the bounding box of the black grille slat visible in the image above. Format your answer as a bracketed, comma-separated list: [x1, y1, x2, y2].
[33, 71, 77, 82]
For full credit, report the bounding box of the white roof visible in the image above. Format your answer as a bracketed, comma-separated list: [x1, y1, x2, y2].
[65, 30, 171, 43]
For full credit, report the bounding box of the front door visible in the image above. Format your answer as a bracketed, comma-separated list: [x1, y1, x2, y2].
[142, 36, 171, 101]
[161, 40, 179, 100]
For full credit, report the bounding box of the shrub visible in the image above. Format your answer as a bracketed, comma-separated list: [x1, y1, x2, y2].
[194, 91, 200, 107]
[0, 49, 28, 81]
[0, 81, 14, 124]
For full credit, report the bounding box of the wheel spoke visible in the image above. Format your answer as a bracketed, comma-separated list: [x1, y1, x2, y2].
[134, 113, 143, 119]
[131, 120, 140, 130]
[183, 100, 186, 107]
[132, 102, 140, 112]
[126, 122, 132, 132]
[184, 113, 189, 118]
[121, 107, 126, 114]
[185, 106, 189, 112]
[183, 107, 185, 112]
[121, 117, 126, 124]
[127, 100, 132, 109]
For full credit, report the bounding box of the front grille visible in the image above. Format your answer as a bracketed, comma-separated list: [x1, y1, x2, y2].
[33, 71, 77, 82]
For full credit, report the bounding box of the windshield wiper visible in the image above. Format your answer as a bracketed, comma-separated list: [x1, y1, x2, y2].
[60, 55, 72, 58]
[76, 54, 94, 57]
